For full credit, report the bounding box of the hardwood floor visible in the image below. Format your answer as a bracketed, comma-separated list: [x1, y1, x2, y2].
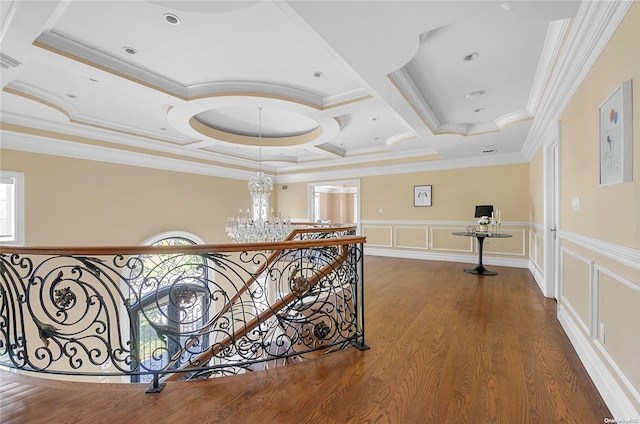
[1, 257, 611, 423]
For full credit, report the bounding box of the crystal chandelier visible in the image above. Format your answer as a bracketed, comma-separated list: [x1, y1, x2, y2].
[225, 107, 293, 243]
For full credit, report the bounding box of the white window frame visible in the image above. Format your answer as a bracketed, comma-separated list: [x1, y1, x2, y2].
[0, 171, 25, 245]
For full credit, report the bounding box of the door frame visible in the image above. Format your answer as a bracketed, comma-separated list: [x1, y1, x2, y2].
[543, 124, 561, 299]
[307, 179, 361, 233]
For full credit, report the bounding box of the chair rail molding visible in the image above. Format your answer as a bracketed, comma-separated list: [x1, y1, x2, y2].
[560, 230, 640, 272]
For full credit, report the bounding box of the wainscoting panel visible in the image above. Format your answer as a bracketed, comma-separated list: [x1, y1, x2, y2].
[560, 247, 592, 334]
[361, 221, 529, 269]
[362, 225, 393, 248]
[535, 232, 545, 269]
[483, 229, 525, 256]
[595, 265, 640, 402]
[430, 227, 473, 253]
[395, 226, 428, 250]
[527, 228, 545, 293]
[558, 232, 640, 418]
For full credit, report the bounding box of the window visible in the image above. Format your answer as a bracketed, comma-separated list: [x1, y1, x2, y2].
[0, 171, 24, 245]
[128, 233, 210, 383]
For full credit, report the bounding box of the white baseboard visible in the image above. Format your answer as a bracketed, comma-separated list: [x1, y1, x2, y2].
[528, 261, 546, 295]
[363, 247, 529, 269]
[558, 305, 639, 420]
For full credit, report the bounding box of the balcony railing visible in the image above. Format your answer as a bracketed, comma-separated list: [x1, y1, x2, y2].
[0, 225, 367, 392]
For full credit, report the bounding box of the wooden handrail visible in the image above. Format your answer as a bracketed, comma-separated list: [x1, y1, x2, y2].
[161, 243, 352, 382]
[0, 224, 364, 386]
[133, 227, 359, 376]
[0, 225, 362, 255]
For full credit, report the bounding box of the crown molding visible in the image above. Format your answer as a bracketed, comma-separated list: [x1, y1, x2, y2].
[1, 119, 526, 185]
[34, 30, 370, 109]
[389, 66, 533, 137]
[0, 52, 22, 69]
[5, 81, 190, 143]
[0, 111, 278, 172]
[526, 19, 572, 113]
[274, 151, 528, 184]
[388, 69, 440, 130]
[0, 131, 257, 181]
[522, 0, 633, 159]
[34, 31, 188, 98]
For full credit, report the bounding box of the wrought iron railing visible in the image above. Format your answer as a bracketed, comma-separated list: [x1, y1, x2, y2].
[0, 225, 367, 392]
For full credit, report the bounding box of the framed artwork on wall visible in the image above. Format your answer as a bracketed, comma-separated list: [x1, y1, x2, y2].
[414, 185, 432, 207]
[599, 80, 633, 186]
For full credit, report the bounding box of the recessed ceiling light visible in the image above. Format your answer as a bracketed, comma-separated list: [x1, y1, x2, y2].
[123, 46, 137, 55]
[160, 127, 168, 131]
[163, 13, 180, 25]
[66, 94, 78, 98]
[313, 71, 324, 78]
[463, 52, 479, 62]
[474, 108, 485, 113]
[482, 145, 497, 154]
[465, 90, 485, 100]
[372, 117, 380, 121]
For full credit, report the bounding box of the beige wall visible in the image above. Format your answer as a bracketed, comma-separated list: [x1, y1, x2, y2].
[558, 2, 640, 413]
[1, 149, 248, 245]
[560, 6, 639, 249]
[361, 163, 529, 222]
[2, 4, 638, 410]
[274, 164, 531, 264]
[274, 182, 307, 221]
[276, 164, 530, 224]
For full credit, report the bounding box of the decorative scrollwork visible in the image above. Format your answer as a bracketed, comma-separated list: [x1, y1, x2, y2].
[54, 286, 75, 309]
[289, 266, 310, 296]
[0, 229, 366, 391]
[313, 321, 331, 339]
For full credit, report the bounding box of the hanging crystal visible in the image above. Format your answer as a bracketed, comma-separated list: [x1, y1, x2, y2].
[225, 108, 293, 243]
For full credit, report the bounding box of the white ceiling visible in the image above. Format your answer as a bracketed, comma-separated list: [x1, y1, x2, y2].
[0, 1, 621, 183]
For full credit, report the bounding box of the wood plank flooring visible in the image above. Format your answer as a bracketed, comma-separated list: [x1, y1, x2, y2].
[0, 257, 612, 423]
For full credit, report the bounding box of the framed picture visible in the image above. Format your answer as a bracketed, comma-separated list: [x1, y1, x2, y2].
[599, 80, 633, 186]
[414, 185, 432, 207]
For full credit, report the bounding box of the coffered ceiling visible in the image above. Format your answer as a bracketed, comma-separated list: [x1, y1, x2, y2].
[0, 1, 623, 182]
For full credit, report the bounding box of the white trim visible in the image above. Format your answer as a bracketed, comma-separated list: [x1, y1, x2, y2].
[364, 247, 529, 269]
[528, 261, 545, 295]
[361, 225, 393, 248]
[522, 0, 633, 160]
[483, 229, 526, 257]
[1, 131, 254, 181]
[394, 226, 429, 250]
[0, 170, 25, 246]
[362, 219, 529, 227]
[529, 222, 544, 232]
[430, 227, 474, 253]
[139, 230, 205, 246]
[558, 305, 640, 420]
[542, 134, 559, 299]
[560, 246, 594, 335]
[528, 230, 545, 295]
[275, 152, 528, 184]
[307, 179, 361, 233]
[561, 230, 640, 272]
[560, 296, 591, 337]
[593, 264, 640, 404]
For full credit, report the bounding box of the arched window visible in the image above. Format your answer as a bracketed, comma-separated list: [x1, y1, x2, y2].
[128, 232, 209, 383]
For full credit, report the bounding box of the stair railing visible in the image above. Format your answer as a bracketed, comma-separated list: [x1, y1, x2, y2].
[0, 225, 367, 393]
